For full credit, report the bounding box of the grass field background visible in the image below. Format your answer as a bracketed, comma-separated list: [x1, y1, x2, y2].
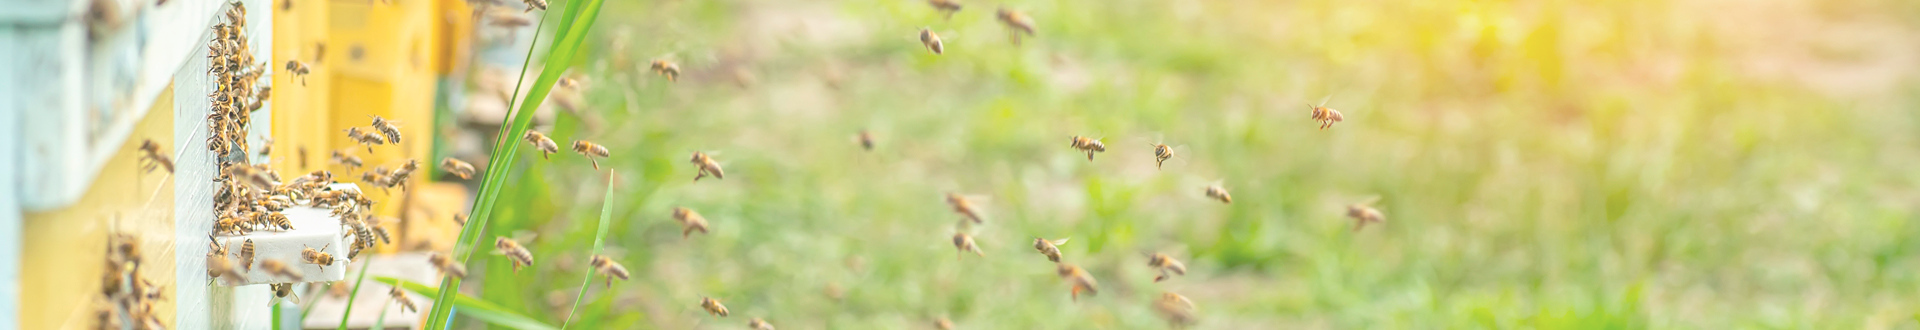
[450, 0, 1920, 328]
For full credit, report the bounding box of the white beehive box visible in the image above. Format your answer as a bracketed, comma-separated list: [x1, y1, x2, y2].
[215, 183, 362, 285]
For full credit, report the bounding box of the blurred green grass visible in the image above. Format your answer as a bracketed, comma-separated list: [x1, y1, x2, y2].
[449, 0, 1920, 328]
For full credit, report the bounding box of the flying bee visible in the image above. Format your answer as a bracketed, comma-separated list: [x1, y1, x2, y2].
[390, 286, 418, 313]
[945, 193, 983, 224]
[258, 137, 273, 158]
[238, 238, 257, 272]
[649, 59, 680, 82]
[522, 0, 546, 12]
[1204, 184, 1231, 204]
[138, 139, 174, 174]
[1068, 135, 1105, 161]
[934, 317, 954, 330]
[927, 0, 961, 19]
[951, 232, 983, 260]
[301, 243, 337, 271]
[1146, 139, 1184, 170]
[493, 237, 534, 273]
[750, 318, 776, 330]
[1309, 97, 1344, 130]
[1032, 237, 1070, 263]
[996, 8, 1037, 45]
[260, 259, 303, 280]
[857, 130, 875, 151]
[918, 28, 944, 54]
[453, 213, 468, 227]
[672, 207, 711, 238]
[372, 224, 393, 244]
[1153, 292, 1198, 327]
[284, 60, 310, 85]
[589, 255, 629, 288]
[370, 115, 402, 144]
[1055, 263, 1098, 301]
[1146, 252, 1187, 282]
[345, 127, 386, 153]
[313, 42, 325, 64]
[689, 151, 725, 181]
[486, 10, 533, 28]
[572, 140, 609, 169]
[522, 131, 559, 159]
[332, 150, 363, 172]
[270, 283, 298, 304]
[428, 252, 467, 279]
[1347, 202, 1385, 232]
[700, 297, 730, 317]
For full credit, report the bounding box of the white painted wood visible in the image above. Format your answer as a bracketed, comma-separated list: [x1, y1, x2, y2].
[172, 1, 272, 328]
[0, 25, 24, 330]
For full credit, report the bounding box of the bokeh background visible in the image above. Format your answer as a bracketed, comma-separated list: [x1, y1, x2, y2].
[450, 0, 1920, 328]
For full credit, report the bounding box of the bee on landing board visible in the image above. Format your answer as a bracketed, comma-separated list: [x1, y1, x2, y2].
[672, 207, 711, 238]
[589, 255, 629, 288]
[1068, 135, 1105, 161]
[301, 243, 337, 271]
[523, 131, 559, 159]
[919, 28, 944, 54]
[572, 140, 609, 169]
[1146, 252, 1187, 282]
[952, 232, 983, 259]
[700, 297, 730, 317]
[494, 237, 534, 273]
[996, 8, 1036, 45]
[1032, 237, 1070, 263]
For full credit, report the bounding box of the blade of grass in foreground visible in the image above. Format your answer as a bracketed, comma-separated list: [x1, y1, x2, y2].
[378, 277, 558, 330]
[425, 0, 611, 328]
[338, 257, 375, 330]
[561, 170, 617, 329]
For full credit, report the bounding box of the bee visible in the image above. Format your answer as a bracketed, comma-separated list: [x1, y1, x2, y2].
[589, 255, 629, 288]
[1055, 263, 1098, 301]
[750, 318, 776, 330]
[1204, 184, 1231, 204]
[138, 139, 174, 174]
[1068, 135, 1105, 161]
[258, 137, 274, 158]
[372, 223, 393, 244]
[284, 60, 310, 85]
[264, 211, 292, 230]
[933, 317, 954, 330]
[270, 283, 298, 304]
[313, 42, 325, 65]
[1149, 141, 1177, 169]
[523, 131, 559, 159]
[556, 76, 583, 90]
[301, 243, 337, 271]
[1347, 203, 1385, 232]
[689, 151, 724, 181]
[572, 140, 610, 169]
[672, 207, 711, 238]
[453, 213, 468, 227]
[428, 252, 468, 279]
[700, 297, 730, 317]
[493, 237, 534, 273]
[332, 150, 363, 172]
[215, 212, 250, 235]
[370, 115, 402, 144]
[951, 232, 983, 259]
[927, 0, 961, 19]
[918, 28, 944, 54]
[206, 237, 243, 284]
[522, 0, 546, 12]
[1146, 252, 1187, 282]
[856, 130, 875, 151]
[996, 8, 1037, 45]
[260, 259, 303, 280]
[345, 127, 386, 153]
[486, 10, 533, 28]
[1153, 292, 1197, 327]
[1309, 98, 1344, 130]
[649, 59, 680, 82]
[386, 286, 418, 313]
[238, 239, 256, 272]
[1032, 237, 1070, 263]
[945, 193, 983, 224]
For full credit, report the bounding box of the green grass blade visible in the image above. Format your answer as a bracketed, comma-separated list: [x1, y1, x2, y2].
[371, 302, 389, 330]
[378, 277, 559, 330]
[561, 170, 618, 329]
[339, 258, 375, 330]
[425, 0, 609, 328]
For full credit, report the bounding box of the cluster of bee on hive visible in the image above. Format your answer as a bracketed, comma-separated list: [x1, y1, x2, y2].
[96, 232, 167, 330]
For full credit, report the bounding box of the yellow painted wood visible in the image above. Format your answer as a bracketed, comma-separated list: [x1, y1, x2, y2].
[270, 0, 334, 176]
[22, 88, 177, 330]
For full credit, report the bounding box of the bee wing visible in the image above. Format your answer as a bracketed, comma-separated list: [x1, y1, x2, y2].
[1317, 94, 1333, 108]
[511, 230, 539, 243]
[1051, 238, 1070, 246]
